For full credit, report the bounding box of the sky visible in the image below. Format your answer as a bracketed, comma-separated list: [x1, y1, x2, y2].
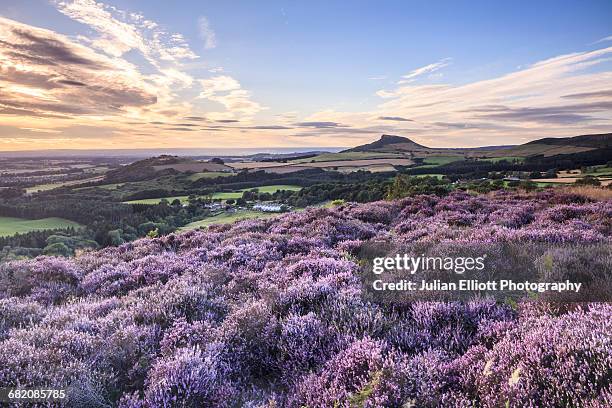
[0, 0, 611, 151]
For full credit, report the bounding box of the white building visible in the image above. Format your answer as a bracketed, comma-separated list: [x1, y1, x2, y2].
[253, 203, 284, 212]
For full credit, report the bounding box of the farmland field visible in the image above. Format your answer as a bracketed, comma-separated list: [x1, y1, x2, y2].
[536, 177, 612, 186]
[123, 184, 302, 204]
[25, 176, 105, 193]
[421, 156, 463, 165]
[230, 157, 413, 172]
[179, 210, 278, 230]
[479, 156, 525, 163]
[0, 216, 82, 237]
[185, 171, 234, 181]
[291, 151, 404, 163]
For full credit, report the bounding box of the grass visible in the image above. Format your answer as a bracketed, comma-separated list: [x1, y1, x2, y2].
[410, 174, 445, 179]
[480, 156, 525, 163]
[25, 183, 70, 193]
[26, 176, 105, 193]
[244, 185, 302, 193]
[185, 172, 234, 181]
[562, 185, 612, 201]
[586, 165, 612, 176]
[179, 211, 278, 230]
[75, 182, 125, 191]
[422, 156, 463, 165]
[0, 216, 82, 237]
[124, 185, 302, 205]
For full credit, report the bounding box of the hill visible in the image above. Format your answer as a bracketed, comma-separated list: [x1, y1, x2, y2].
[103, 155, 233, 183]
[343, 132, 612, 159]
[344, 134, 430, 153]
[493, 133, 612, 158]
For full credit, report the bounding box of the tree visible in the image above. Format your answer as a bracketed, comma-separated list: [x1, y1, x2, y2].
[575, 176, 601, 186]
[43, 242, 72, 257]
[108, 229, 125, 246]
[519, 180, 537, 191]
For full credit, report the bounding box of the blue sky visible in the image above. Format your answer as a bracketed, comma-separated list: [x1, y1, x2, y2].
[0, 0, 611, 150]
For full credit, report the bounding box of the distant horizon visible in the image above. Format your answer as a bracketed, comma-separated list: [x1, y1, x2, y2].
[0, 146, 346, 158]
[2, 130, 612, 158]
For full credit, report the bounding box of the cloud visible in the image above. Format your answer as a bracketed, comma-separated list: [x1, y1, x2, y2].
[0, 17, 157, 119]
[53, 0, 198, 62]
[293, 121, 346, 128]
[242, 125, 293, 130]
[595, 35, 612, 43]
[198, 76, 264, 117]
[562, 90, 612, 99]
[398, 58, 451, 84]
[198, 16, 217, 49]
[377, 116, 413, 122]
[367, 46, 612, 144]
[473, 101, 612, 124]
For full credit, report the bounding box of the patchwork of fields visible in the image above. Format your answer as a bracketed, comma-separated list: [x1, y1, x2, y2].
[123, 184, 302, 204]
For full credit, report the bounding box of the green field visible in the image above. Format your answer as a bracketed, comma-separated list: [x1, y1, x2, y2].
[586, 165, 612, 176]
[186, 172, 234, 181]
[422, 156, 463, 166]
[25, 183, 70, 193]
[124, 185, 302, 205]
[179, 211, 278, 230]
[412, 174, 445, 179]
[75, 182, 125, 191]
[0, 216, 82, 237]
[26, 176, 105, 193]
[480, 156, 525, 163]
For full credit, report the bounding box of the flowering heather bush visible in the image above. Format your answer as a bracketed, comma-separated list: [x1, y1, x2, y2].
[0, 190, 610, 406]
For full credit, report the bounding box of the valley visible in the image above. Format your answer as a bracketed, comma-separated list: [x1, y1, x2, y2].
[0, 132, 610, 262]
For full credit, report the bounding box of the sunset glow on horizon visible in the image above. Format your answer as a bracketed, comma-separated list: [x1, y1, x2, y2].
[1, 0, 611, 151]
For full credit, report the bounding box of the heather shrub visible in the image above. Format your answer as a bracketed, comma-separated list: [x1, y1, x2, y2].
[291, 338, 393, 407]
[0, 256, 82, 303]
[274, 312, 342, 384]
[456, 304, 612, 407]
[0, 191, 608, 406]
[140, 344, 236, 407]
[0, 297, 45, 339]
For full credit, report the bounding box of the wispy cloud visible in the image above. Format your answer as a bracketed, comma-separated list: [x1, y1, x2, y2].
[306, 47, 612, 147]
[397, 58, 451, 84]
[377, 116, 413, 122]
[53, 0, 198, 62]
[198, 16, 217, 49]
[595, 35, 612, 43]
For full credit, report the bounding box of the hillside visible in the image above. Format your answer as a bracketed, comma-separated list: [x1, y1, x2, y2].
[0, 191, 609, 406]
[103, 155, 233, 183]
[491, 133, 611, 158]
[344, 134, 430, 153]
[343, 132, 612, 159]
[525, 133, 612, 149]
